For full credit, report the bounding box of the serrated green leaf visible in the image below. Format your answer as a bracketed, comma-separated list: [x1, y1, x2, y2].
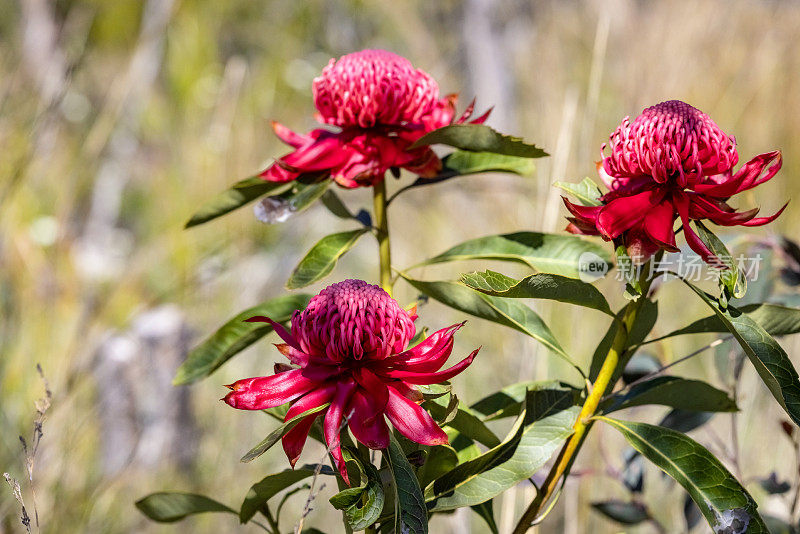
[239, 465, 334, 523]
[173, 294, 312, 385]
[410, 124, 548, 158]
[416, 231, 612, 279]
[554, 177, 603, 206]
[331, 448, 384, 531]
[598, 417, 767, 533]
[184, 176, 285, 228]
[426, 387, 578, 511]
[399, 276, 576, 369]
[442, 150, 536, 176]
[287, 228, 369, 289]
[684, 280, 800, 427]
[384, 436, 428, 534]
[135, 492, 235, 523]
[461, 270, 612, 315]
[241, 403, 330, 463]
[650, 303, 800, 342]
[603, 376, 737, 414]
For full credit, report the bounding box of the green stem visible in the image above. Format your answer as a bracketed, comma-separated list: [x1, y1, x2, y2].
[512, 258, 658, 534]
[373, 179, 393, 295]
[260, 504, 280, 533]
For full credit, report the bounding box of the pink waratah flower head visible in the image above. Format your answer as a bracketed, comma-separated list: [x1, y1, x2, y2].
[223, 279, 479, 484]
[261, 49, 490, 189]
[564, 100, 786, 264]
[312, 49, 441, 129]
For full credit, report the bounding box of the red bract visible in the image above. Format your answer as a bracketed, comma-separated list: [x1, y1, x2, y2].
[564, 100, 785, 264]
[223, 279, 479, 483]
[261, 49, 490, 188]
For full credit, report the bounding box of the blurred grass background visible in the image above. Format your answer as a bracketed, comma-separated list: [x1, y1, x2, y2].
[1, 0, 800, 532]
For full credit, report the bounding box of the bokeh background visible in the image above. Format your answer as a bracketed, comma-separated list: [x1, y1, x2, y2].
[2, 0, 800, 532]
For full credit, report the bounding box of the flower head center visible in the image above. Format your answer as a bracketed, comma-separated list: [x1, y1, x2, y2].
[292, 279, 416, 362]
[603, 100, 738, 187]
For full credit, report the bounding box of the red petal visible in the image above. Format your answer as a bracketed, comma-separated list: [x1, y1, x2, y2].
[674, 192, 717, 264]
[324, 379, 357, 484]
[625, 228, 662, 262]
[352, 368, 389, 416]
[693, 151, 782, 198]
[271, 121, 310, 149]
[385, 386, 448, 446]
[565, 219, 602, 236]
[281, 383, 336, 466]
[223, 369, 317, 410]
[642, 200, 678, 250]
[386, 348, 479, 385]
[386, 323, 463, 373]
[280, 135, 348, 172]
[562, 197, 603, 222]
[597, 189, 665, 239]
[260, 163, 298, 183]
[246, 315, 302, 351]
[274, 343, 310, 366]
[739, 202, 788, 227]
[347, 391, 390, 449]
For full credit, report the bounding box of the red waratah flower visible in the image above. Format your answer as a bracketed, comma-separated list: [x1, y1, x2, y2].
[223, 279, 479, 483]
[261, 49, 490, 189]
[563, 100, 786, 264]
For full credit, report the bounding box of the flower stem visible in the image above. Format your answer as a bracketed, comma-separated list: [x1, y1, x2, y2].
[512, 260, 657, 534]
[373, 179, 393, 296]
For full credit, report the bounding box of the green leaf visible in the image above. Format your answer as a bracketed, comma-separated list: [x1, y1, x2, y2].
[695, 221, 746, 299]
[591, 500, 650, 525]
[173, 294, 312, 385]
[331, 448, 384, 531]
[659, 409, 714, 434]
[426, 387, 579, 511]
[651, 303, 800, 342]
[239, 465, 333, 523]
[426, 396, 501, 448]
[461, 270, 613, 315]
[470, 380, 578, 421]
[384, 436, 428, 534]
[278, 179, 330, 213]
[399, 276, 575, 368]
[416, 445, 459, 489]
[684, 280, 800, 427]
[471, 501, 499, 534]
[184, 176, 285, 228]
[442, 150, 536, 176]
[241, 403, 330, 463]
[136, 492, 236, 523]
[603, 376, 737, 414]
[554, 177, 603, 206]
[589, 298, 658, 382]
[416, 231, 612, 279]
[286, 228, 369, 289]
[410, 124, 548, 158]
[598, 417, 767, 533]
[622, 353, 662, 384]
[320, 190, 355, 219]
